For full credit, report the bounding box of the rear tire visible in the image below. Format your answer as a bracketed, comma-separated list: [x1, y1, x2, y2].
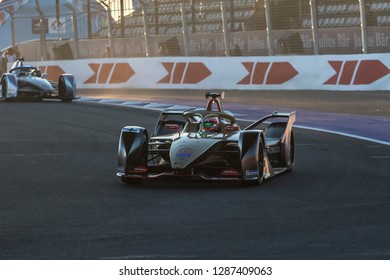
[284, 131, 295, 172]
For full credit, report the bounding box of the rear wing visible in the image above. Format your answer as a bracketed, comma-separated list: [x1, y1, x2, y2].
[244, 111, 296, 131]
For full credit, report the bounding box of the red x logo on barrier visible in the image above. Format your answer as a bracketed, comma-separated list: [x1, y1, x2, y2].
[324, 60, 389, 85]
[238, 62, 298, 85]
[84, 63, 135, 84]
[158, 62, 211, 84]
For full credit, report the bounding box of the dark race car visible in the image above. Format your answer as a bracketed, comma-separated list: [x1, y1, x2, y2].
[117, 91, 295, 185]
[1, 58, 76, 102]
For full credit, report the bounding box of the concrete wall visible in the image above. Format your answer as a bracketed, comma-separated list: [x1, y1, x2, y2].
[16, 53, 390, 91]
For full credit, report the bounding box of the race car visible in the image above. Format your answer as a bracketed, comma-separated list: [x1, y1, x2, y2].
[117, 91, 295, 185]
[1, 58, 76, 102]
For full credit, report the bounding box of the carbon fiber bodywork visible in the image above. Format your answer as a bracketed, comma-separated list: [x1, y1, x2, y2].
[117, 92, 295, 185]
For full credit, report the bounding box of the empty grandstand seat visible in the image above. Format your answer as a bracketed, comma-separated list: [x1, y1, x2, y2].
[302, 18, 311, 28]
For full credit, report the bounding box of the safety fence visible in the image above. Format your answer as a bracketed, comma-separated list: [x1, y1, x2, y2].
[13, 0, 390, 61]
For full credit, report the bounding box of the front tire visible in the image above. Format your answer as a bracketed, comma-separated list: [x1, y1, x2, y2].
[1, 76, 7, 100]
[243, 140, 265, 186]
[283, 130, 295, 172]
[58, 75, 74, 102]
[121, 133, 148, 185]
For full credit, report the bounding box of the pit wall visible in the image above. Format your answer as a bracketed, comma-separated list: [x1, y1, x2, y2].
[23, 53, 390, 91]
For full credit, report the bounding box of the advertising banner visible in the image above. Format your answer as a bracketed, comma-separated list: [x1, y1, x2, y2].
[30, 53, 390, 91]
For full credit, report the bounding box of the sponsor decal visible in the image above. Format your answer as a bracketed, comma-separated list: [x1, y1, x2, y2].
[238, 62, 298, 85]
[158, 62, 211, 84]
[324, 60, 389, 85]
[221, 169, 240, 176]
[128, 166, 148, 174]
[129, 128, 141, 134]
[224, 126, 240, 132]
[49, 18, 65, 33]
[165, 123, 180, 131]
[246, 170, 259, 176]
[84, 63, 135, 84]
[32, 18, 48, 34]
[266, 145, 281, 154]
[38, 65, 65, 81]
[176, 149, 193, 158]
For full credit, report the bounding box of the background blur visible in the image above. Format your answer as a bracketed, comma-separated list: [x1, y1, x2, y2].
[0, 0, 389, 61]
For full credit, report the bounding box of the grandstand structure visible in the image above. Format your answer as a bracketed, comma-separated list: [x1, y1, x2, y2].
[9, 0, 390, 60]
[304, 1, 390, 28]
[99, 0, 390, 38]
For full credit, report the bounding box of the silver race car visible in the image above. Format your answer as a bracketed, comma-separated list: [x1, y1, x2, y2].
[1, 58, 76, 102]
[117, 91, 295, 185]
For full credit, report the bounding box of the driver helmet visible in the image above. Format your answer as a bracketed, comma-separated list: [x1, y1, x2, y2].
[34, 69, 42, 77]
[204, 117, 220, 132]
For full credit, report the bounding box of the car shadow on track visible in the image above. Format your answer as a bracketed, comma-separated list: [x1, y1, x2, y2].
[115, 174, 293, 191]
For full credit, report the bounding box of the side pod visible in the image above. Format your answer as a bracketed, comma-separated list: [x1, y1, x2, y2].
[117, 126, 148, 176]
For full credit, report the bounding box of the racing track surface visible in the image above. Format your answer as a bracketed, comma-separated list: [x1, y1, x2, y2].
[1, 98, 390, 259]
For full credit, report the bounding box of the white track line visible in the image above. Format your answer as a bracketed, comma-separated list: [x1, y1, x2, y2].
[77, 98, 390, 146]
[294, 125, 390, 146]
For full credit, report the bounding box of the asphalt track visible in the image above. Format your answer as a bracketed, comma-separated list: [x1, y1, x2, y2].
[1, 90, 390, 260]
[81, 89, 390, 144]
